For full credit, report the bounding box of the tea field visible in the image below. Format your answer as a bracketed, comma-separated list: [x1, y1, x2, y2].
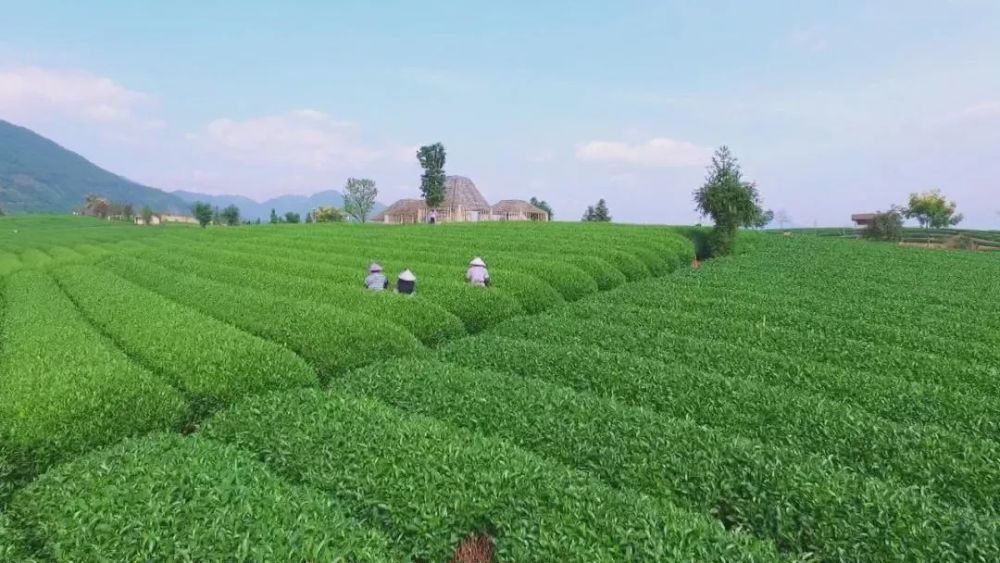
[2, 216, 999, 561]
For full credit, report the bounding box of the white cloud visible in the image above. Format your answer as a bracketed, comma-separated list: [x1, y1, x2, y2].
[0, 66, 159, 127]
[576, 137, 711, 167]
[190, 110, 384, 170]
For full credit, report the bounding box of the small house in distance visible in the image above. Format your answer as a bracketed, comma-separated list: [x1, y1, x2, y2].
[374, 175, 548, 224]
[851, 213, 876, 228]
[491, 199, 549, 221]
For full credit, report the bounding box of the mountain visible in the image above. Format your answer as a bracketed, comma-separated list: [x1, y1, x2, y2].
[0, 120, 189, 214]
[173, 190, 386, 222]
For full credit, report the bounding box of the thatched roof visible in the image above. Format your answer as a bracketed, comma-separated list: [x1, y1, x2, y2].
[372, 198, 426, 221]
[444, 176, 490, 210]
[491, 199, 547, 215]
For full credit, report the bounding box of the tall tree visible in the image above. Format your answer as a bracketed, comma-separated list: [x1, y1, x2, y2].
[343, 177, 379, 223]
[284, 211, 301, 224]
[220, 204, 241, 226]
[581, 205, 595, 221]
[530, 197, 554, 220]
[269, 208, 280, 224]
[417, 143, 447, 209]
[593, 199, 611, 222]
[192, 201, 213, 228]
[141, 206, 154, 226]
[304, 212, 314, 224]
[905, 189, 963, 229]
[693, 146, 764, 255]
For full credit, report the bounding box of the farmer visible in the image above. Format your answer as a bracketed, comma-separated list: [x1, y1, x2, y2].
[466, 257, 490, 288]
[364, 263, 388, 291]
[396, 269, 417, 295]
[428, 209, 438, 225]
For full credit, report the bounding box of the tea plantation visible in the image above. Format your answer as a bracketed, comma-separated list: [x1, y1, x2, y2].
[2, 216, 999, 561]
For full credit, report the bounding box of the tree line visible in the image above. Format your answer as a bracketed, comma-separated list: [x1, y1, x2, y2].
[862, 189, 964, 241]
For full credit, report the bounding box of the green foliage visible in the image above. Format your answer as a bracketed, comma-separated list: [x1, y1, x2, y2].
[0, 271, 187, 480]
[269, 208, 279, 224]
[52, 265, 317, 416]
[283, 211, 300, 223]
[862, 207, 905, 241]
[219, 204, 240, 226]
[530, 196, 553, 219]
[582, 198, 611, 221]
[906, 188, 963, 228]
[694, 146, 764, 254]
[417, 143, 446, 208]
[100, 255, 426, 381]
[343, 177, 378, 222]
[345, 357, 1000, 562]
[191, 201, 213, 228]
[204, 388, 780, 562]
[10, 434, 398, 561]
[140, 205, 154, 226]
[312, 205, 345, 222]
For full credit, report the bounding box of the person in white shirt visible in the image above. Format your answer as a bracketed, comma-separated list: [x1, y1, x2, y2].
[466, 257, 490, 288]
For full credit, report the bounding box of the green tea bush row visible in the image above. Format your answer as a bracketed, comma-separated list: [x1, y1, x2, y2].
[340, 357, 1000, 561]
[226, 235, 570, 313]
[0, 252, 20, 276]
[0, 271, 188, 480]
[102, 256, 425, 380]
[10, 434, 398, 561]
[17, 248, 51, 267]
[566, 300, 1000, 401]
[125, 249, 466, 345]
[203, 388, 780, 562]
[149, 238, 537, 329]
[53, 265, 318, 416]
[447, 333, 1000, 514]
[0, 512, 36, 563]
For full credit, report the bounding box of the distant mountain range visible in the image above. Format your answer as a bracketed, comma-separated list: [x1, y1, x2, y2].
[0, 119, 385, 220]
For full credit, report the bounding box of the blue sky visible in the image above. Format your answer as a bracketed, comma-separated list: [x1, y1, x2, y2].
[2, 0, 998, 226]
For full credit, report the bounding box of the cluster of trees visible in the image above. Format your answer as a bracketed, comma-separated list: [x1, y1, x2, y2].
[192, 202, 241, 227]
[863, 189, 964, 241]
[582, 199, 611, 222]
[189, 176, 380, 229]
[79, 194, 137, 221]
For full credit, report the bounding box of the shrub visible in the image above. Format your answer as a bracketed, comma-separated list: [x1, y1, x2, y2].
[10, 434, 397, 561]
[0, 271, 188, 480]
[53, 265, 318, 416]
[203, 388, 779, 562]
[340, 357, 1000, 561]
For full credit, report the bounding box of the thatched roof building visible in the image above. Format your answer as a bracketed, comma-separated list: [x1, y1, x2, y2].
[491, 199, 549, 221]
[375, 175, 497, 224]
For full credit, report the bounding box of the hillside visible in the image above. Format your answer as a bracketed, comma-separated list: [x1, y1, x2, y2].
[173, 189, 386, 222]
[0, 120, 189, 214]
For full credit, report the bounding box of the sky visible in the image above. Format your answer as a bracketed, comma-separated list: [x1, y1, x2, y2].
[1, 0, 998, 227]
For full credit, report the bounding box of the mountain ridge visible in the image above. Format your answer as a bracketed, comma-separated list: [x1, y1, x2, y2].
[0, 120, 385, 220]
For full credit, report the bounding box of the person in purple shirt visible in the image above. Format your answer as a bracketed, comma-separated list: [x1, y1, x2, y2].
[466, 257, 490, 288]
